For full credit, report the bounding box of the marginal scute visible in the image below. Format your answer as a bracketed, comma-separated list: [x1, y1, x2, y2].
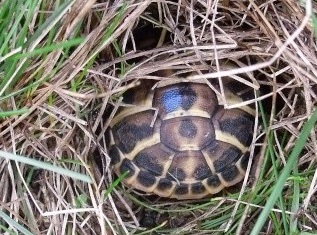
[191, 182, 207, 194]
[207, 175, 221, 187]
[240, 153, 249, 171]
[108, 146, 121, 165]
[105, 128, 113, 149]
[137, 170, 157, 187]
[107, 78, 255, 199]
[121, 88, 136, 104]
[175, 183, 189, 195]
[224, 79, 255, 102]
[194, 165, 213, 180]
[119, 159, 136, 178]
[221, 165, 240, 182]
[157, 178, 173, 191]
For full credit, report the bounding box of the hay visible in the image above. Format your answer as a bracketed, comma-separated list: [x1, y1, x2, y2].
[1, 0, 317, 234]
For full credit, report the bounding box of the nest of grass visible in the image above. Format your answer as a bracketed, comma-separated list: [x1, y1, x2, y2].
[1, 0, 317, 234]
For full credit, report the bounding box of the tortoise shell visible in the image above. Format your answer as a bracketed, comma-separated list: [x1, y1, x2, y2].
[106, 77, 255, 199]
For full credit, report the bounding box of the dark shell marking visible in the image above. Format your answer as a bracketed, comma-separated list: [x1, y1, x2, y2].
[107, 79, 255, 199]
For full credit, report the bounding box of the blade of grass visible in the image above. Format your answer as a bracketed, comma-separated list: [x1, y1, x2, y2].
[103, 171, 128, 199]
[85, 2, 127, 64]
[25, 0, 75, 49]
[135, 221, 168, 235]
[290, 164, 300, 233]
[250, 108, 317, 235]
[0, 210, 33, 235]
[9, 38, 84, 60]
[0, 75, 50, 102]
[0, 108, 29, 118]
[255, 99, 289, 233]
[0, 150, 92, 183]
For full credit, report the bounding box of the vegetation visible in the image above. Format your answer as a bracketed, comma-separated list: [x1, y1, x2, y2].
[1, 0, 317, 234]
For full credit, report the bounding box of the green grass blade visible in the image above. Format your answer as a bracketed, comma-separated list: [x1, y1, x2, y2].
[0, 108, 29, 118]
[103, 171, 128, 199]
[251, 108, 317, 235]
[0, 150, 92, 183]
[25, 0, 75, 48]
[0, 210, 33, 235]
[10, 38, 84, 60]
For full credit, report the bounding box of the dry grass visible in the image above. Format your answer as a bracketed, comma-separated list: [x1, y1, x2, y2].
[1, 0, 317, 234]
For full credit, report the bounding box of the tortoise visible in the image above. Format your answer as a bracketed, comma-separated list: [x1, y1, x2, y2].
[106, 73, 255, 200]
